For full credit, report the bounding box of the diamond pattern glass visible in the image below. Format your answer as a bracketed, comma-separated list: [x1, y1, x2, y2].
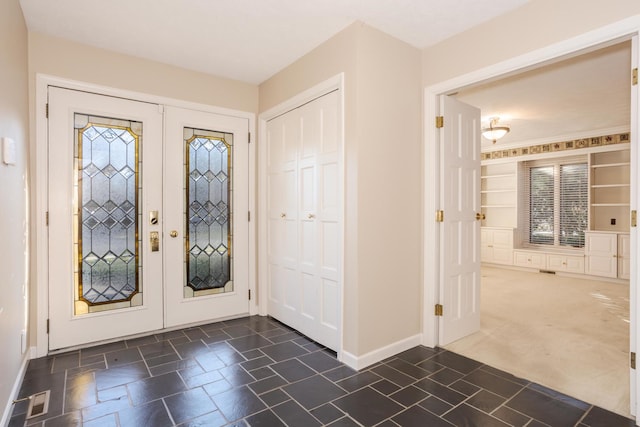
[184, 128, 233, 297]
[73, 114, 142, 314]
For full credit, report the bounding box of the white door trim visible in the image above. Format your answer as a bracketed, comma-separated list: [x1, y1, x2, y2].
[423, 15, 640, 415]
[257, 73, 345, 359]
[34, 74, 257, 357]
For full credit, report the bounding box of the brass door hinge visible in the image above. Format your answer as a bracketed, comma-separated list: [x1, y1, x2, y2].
[46, 211, 49, 226]
[248, 289, 251, 300]
[632, 210, 637, 227]
[248, 132, 251, 143]
[46, 103, 49, 118]
[633, 68, 638, 86]
[46, 319, 50, 334]
[435, 304, 443, 316]
[436, 210, 444, 222]
[632, 352, 636, 369]
[435, 116, 444, 128]
[248, 211, 251, 222]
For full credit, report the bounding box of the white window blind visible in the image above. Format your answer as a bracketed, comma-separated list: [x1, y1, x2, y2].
[521, 156, 588, 248]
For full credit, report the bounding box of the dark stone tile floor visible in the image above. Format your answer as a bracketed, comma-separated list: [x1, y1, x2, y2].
[7, 315, 636, 426]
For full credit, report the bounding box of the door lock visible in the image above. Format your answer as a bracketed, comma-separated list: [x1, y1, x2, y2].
[150, 231, 160, 252]
[149, 210, 159, 225]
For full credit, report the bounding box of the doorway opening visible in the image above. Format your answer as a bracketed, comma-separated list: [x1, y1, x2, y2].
[424, 28, 637, 418]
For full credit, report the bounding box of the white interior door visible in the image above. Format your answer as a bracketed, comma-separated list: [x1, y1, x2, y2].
[163, 106, 250, 327]
[48, 87, 164, 350]
[48, 89, 251, 351]
[266, 91, 341, 350]
[438, 95, 482, 346]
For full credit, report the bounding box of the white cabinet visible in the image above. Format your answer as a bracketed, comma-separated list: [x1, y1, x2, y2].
[546, 254, 584, 274]
[584, 232, 618, 278]
[513, 250, 546, 269]
[618, 233, 631, 280]
[481, 227, 513, 265]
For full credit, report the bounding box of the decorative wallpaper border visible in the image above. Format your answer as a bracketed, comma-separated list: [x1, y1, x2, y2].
[481, 132, 630, 160]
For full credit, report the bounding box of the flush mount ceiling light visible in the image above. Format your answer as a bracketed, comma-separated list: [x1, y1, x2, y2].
[482, 117, 510, 143]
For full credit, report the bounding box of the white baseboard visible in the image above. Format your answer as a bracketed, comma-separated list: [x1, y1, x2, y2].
[339, 334, 423, 371]
[1, 348, 32, 427]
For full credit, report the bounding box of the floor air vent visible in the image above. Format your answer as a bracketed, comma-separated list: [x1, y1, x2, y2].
[26, 390, 50, 419]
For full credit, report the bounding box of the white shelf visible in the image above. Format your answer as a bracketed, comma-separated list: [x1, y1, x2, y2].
[481, 174, 515, 179]
[591, 162, 630, 169]
[481, 189, 516, 193]
[591, 184, 630, 188]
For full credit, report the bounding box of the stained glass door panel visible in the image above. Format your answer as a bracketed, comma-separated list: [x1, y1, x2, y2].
[74, 114, 142, 314]
[185, 128, 233, 297]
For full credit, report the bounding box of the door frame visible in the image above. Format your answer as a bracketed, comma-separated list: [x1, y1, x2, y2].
[423, 16, 640, 415]
[34, 74, 257, 357]
[257, 73, 345, 360]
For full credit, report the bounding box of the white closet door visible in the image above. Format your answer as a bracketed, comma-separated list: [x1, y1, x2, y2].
[266, 91, 341, 350]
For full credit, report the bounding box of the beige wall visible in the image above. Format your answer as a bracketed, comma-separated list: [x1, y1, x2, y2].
[29, 32, 258, 112]
[0, 0, 29, 422]
[260, 22, 422, 357]
[422, 0, 640, 86]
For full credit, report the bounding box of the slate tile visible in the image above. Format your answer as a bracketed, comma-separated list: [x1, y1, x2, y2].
[463, 368, 523, 398]
[333, 387, 404, 426]
[260, 341, 309, 362]
[466, 389, 506, 413]
[414, 378, 466, 406]
[389, 385, 429, 407]
[104, 347, 142, 368]
[118, 399, 173, 427]
[394, 346, 440, 364]
[175, 410, 227, 427]
[506, 387, 587, 427]
[245, 409, 286, 426]
[369, 364, 415, 387]
[94, 361, 149, 390]
[310, 403, 345, 425]
[164, 387, 216, 424]
[419, 395, 453, 416]
[283, 375, 346, 410]
[211, 385, 266, 421]
[431, 350, 483, 374]
[260, 388, 290, 406]
[492, 405, 532, 427]
[443, 403, 510, 427]
[336, 371, 381, 393]
[581, 406, 635, 427]
[127, 371, 187, 405]
[386, 358, 431, 379]
[272, 399, 322, 426]
[298, 350, 342, 372]
[392, 405, 455, 427]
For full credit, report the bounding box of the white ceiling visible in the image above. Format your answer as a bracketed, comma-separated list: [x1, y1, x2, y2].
[18, 0, 631, 146]
[454, 41, 631, 148]
[18, 0, 529, 84]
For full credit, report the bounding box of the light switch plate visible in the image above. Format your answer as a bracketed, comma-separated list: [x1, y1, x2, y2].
[2, 137, 16, 165]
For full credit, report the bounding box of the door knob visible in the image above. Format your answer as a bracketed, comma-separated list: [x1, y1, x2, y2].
[170, 230, 178, 238]
[475, 212, 486, 220]
[308, 213, 315, 219]
[280, 213, 286, 218]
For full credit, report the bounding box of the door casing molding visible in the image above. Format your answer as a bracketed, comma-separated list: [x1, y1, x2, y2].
[257, 73, 346, 361]
[422, 15, 640, 415]
[34, 74, 257, 357]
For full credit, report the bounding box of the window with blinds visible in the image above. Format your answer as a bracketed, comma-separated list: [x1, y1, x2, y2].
[522, 156, 588, 248]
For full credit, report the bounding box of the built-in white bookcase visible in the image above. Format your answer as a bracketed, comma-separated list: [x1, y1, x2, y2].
[589, 149, 630, 231]
[480, 161, 517, 228]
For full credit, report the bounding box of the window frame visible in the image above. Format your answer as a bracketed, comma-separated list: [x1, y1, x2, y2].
[522, 155, 589, 250]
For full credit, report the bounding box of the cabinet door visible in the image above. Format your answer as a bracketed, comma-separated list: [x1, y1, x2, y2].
[618, 234, 631, 280]
[585, 233, 617, 278]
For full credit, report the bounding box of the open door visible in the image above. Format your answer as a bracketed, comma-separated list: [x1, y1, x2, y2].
[630, 34, 639, 418]
[438, 95, 482, 346]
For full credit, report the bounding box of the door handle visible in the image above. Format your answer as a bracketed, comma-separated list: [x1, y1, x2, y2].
[170, 230, 178, 238]
[150, 231, 160, 252]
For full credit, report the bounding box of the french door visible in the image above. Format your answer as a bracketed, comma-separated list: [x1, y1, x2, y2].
[48, 88, 249, 350]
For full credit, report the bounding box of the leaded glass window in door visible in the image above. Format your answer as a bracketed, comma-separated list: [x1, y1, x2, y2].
[184, 128, 233, 298]
[73, 114, 143, 315]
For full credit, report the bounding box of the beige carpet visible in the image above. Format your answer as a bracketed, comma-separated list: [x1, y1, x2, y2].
[445, 266, 631, 417]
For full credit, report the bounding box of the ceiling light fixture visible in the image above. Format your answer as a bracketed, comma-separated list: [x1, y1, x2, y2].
[482, 117, 510, 143]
